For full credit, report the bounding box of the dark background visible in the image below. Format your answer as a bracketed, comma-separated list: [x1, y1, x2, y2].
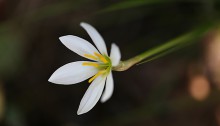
[0, 0, 220, 126]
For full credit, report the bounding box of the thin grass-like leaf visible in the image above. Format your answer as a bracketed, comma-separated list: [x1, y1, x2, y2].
[113, 21, 215, 71]
[136, 22, 213, 64]
[100, 0, 166, 13]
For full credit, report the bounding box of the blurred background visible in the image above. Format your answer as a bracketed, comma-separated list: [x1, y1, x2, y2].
[0, 0, 220, 126]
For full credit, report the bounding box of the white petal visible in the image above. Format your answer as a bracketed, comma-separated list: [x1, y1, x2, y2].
[48, 61, 98, 85]
[101, 72, 114, 103]
[59, 35, 100, 60]
[110, 43, 121, 66]
[77, 76, 106, 115]
[80, 22, 108, 55]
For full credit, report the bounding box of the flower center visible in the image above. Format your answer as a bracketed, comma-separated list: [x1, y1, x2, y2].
[82, 52, 112, 83]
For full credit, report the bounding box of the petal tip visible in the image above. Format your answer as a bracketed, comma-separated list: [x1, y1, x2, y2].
[77, 111, 81, 115]
[77, 109, 85, 115]
[59, 35, 70, 43]
[112, 43, 116, 47]
[48, 75, 54, 83]
[100, 89, 112, 103]
[59, 36, 64, 39]
[59, 36, 67, 44]
[80, 22, 88, 27]
[48, 75, 59, 84]
[100, 98, 107, 103]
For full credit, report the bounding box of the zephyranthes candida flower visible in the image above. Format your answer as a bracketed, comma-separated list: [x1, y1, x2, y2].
[48, 22, 121, 115]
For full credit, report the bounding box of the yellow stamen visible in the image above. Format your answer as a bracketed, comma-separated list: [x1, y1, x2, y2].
[82, 62, 99, 67]
[94, 52, 108, 63]
[88, 71, 105, 83]
[84, 54, 98, 60]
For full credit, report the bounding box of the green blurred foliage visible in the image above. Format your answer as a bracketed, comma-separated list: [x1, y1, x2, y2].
[0, 23, 23, 78]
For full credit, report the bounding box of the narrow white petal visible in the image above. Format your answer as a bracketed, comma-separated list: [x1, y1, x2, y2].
[110, 43, 121, 66]
[59, 35, 100, 60]
[48, 61, 98, 85]
[77, 76, 106, 115]
[101, 72, 114, 103]
[80, 22, 108, 55]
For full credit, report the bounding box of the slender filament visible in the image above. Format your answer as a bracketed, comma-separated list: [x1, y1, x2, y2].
[84, 54, 98, 60]
[88, 71, 105, 83]
[94, 52, 108, 63]
[82, 62, 99, 67]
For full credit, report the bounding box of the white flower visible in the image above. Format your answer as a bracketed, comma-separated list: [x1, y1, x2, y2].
[48, 22, 121, 115]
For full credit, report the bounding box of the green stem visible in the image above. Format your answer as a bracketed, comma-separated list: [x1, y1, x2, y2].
[113, 22, 214, 71]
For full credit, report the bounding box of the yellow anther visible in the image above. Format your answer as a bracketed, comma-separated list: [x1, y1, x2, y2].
[84, 54, 98, 60]
[82, 62, 99, 67]
[88, 71, 105, 83]
[94, 52, 108, 63]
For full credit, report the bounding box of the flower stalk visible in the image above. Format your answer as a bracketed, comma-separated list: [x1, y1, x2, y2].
[113, 22, 215, 71]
